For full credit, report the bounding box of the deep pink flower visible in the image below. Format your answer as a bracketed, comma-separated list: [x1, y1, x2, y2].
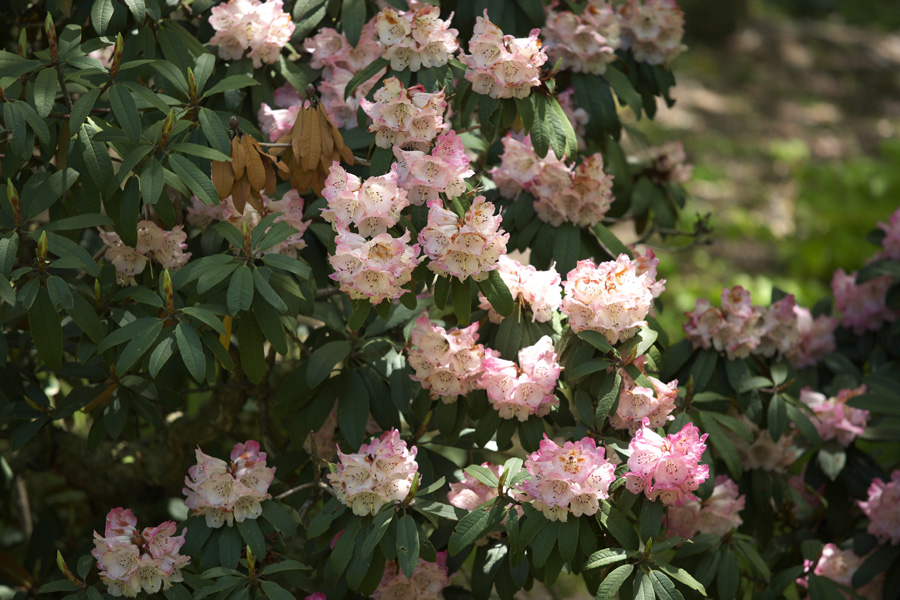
[624, 419, 709, 506]
[799, 385, 868, 447]
[832, 269, 898, 334]
[479, 336, 561, 421]
[859, 470, 900, 545]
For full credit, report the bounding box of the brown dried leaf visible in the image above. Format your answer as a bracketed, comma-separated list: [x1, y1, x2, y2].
[231, 136, 246, 179]
[318, 106, 334, 166]
[302, 106, 322, 172]
[264, 161, 276, 195]
[211, 160, 234, 200]
[243, 136, 266, 192]
[291, 109, 305, 165]
[232, 175, 250, 214]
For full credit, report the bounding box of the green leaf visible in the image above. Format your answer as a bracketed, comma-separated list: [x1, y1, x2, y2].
[558, 517, 579, 564]
[69, 88, 100, 130]
[449, 504, 504, 556]
[640, 499, 663, 543]
[176, 322, 206, 382]
[141, 158, 165, 204]
[168, 154, 219, 206]
[552, 222, 582, 275]
[199, 108, 231, 155]
[603, 66, 642, 118]
[363, 510, 395, 556]
[28, 287, 63, 369]
[150, 61, 190, 96]
[599, 501, 639, 551]
[464, 465, 500, 488]
[654, 563, 707, 596]
[261, 253, 311, 279]
[238, 315, 266, 384]
[397, 514, 419, 579]
[252, 268, 288, 312]
[329, 517, 361, 576]
[452, 276, 472, 326]
[585, 548, 630, 570]
[202, 75, 261, 99]
[260, 581, 296, 600]
[218, 521, 242, 568]
[344, 57, 389, 99]
[260, 499, 297, 536]
[596, 564, 634, 600]
[342, 0, 366, 47]
[698, 412, 742, 479]
[338, 371, 370, 449]
[254, 297, 287, 355]
[578, 330, 614, 354]
[767, 394, 788, 441]
[817, 442, 847, 481]
[91, 0, 115, 34]
[531, 94, 578, 160]
[46, 275, 74, 310]
[109, 84, 142, 143]
[10, 415, 51, 451]
[308, 341, 352, 388]
[117, 320, 164, 373]
[852, 544, 900, 588]
[197, 260, 240, 294]
[573, 71, 620, 139]
[236, 518, 266, 561]
[171, 142, 230, 162]
[648, 571, 683, 600]
[227, 265, 254, 314]
[149, 335, 176, 378]
[33, 67, 59, 118]
[124, 0, 146, 22]
[15, 101, 50, 146]
[66, 294, 105, 343]
[79, 122, 115, 196]
[634, 572, 656, 600]
[532, 519, 560, 568]
[717, 549, 739, 600]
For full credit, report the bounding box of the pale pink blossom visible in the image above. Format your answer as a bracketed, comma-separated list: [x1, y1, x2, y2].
[859, 470, 900, 545]
[518, 435, 617, 521]
[258, 83, 303, 141]
[99, 223, 190, 286]
[832, 269, 898, 335]
[100, 230, 148, 286]
[490, 135, 545, 199]
[476, 255, 562, 323]
[375, 6, 460, 72]
[543, 0, 620, 75]
[666, 475, 745, 538]
[787, 306, 837, 368]
[322, 163, 410, 237]
[183, 440, 276, 528]
[448, 463, 503, 511]
[373, 552, 451, 600]
[361, 77, 449, 149]
[327, 429, 419, 516]
[617, 0, 687, 66]
[407, 315, 489, 401]
[726, 415, 801, 474]
[459, 11, 547, 99]
[609, 360, 677, 433]
[91, 508, 189, 598]
[560, 251, 665, 344]
[799, 385, 869, 447]
[479, 336, 561, 421]
[394, 131, 474, 204]
[418, 195, 508, 281]
[877, 207, 900, 261]
[624, 419, 709, 506]
[797, 544, 884, 599]
[328, 230, 420, 304]
[630, 141, 692, 184]
[209, 0, 294, 67]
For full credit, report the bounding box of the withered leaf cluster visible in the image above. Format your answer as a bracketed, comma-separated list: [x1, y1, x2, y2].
[211, 133, 288, 213]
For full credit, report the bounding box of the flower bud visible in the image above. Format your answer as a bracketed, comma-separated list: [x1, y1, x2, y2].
[56, 551, 86, 590]
[229, 115, 240, 130]
[94, 279, 102, 306]
[17, 28, 27, 58]
[159, 109, 175, 147]
[110, 33, 124, 78]
[242, 219, 252, 256]
[6, 179, 21, 227]
[163, 269, 175, 314]
[187, 67, 197, 104]
[37, 231, 48, 264]
[45, 14, 58, 62]
[246, 546, 256, 579]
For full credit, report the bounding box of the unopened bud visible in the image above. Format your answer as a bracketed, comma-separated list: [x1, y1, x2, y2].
[94, 279, 102, 305]
[229, 116, 240, 130]
[110, 33, 124, 78]
[163, 269, 174, 314]
[187, 68, 197, 104]
[246, 546, 256, 579]
[45, 14, 58, 62]
[242, 219, 252, 256]
[56, 551, 86, 590]
[18, 29, 27, 58]
[37, 231, 48, 264]
[159, 109, 175, 147]
[7, 179, 21, 227]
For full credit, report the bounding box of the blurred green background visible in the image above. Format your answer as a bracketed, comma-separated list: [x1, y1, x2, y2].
[630, 0, 900, 339]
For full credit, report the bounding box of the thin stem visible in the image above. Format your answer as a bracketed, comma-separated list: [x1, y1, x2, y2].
[55, 65, 73, 111]
[276, 480, 333, 500]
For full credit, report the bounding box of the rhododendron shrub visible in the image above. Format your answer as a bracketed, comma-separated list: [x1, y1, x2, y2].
[6, 3, 900, 600]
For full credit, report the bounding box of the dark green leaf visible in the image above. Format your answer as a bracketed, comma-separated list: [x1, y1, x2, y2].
[227, 265, 254, 314]
[603, 67, 642, 118]
[397, 514, 420, 579]
[117, 320, 164, 373]
[33, 67, 59, 118]
[202, 75, 261, 99]
[28, 287, 63, 369]
[176, 322, 206, 382]
[109, 84, 142, 143]
[236, 518, 266, 561]
[168, 154, 219, 206]
[91, 0, 115, 34]
[585, 548, 630, 570]
[345, 58, 389, 99]
[141, 158, 165, 204]
[308, 341, 352, 388]
[452, 276, 472, 326]
[261, 253, 311, 279]
[150, 61, 190, 96]
[716, 549, 739, 600]
[171, 142, 230, 162]
[342, 0, 366, 47]
[124, 0, 146, 22]
[654, 563, 707, 596]
[199, 108, 231, 155]
[218, 524, 242, 569]
[599, 501, 639, 551]
[260, 581, 295, 600]
[596, 564, 634, 600]
[767, 394, 787, 441]
[238, 314, 266, 384]
[46, 275, 74, 310]
[640, 499, 663, 543]
[558, 517, 579, 564]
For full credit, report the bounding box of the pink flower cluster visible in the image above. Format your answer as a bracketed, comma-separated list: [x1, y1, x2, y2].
[407, 315, 489, 402]
[684, 287, 837, 364]
[560, 251, 666, 344]
[183, 440, 276, 528]
[859, 470, 900, 545]
[448, 462, 503, 511]
[477, 255, 562, 323]
[394, 132, 474, 205]
[727, 415, 801, 474]
[459, 11, 548, 99]
[630, 141, 693, 185]
[91, 508, 189, 598]
[209, 0, 294, 67]
[375, 6, 460, 72]
[327, 429, 419, 516]
[187, 190, 310, 258]
[372, 552, 452, 600]
[258, 84, 304, 142]
[418, 195, 508, 281]
[543, 0, 620, 75]
[609, 360, 678, 433]
[304, 25, 384, 128]
[831, 269, 897, 335]
[624, 419, 709, 506]
[479, 336, 561, 421]
[361, 78, 449, 150]
[666, 475, 745, 538]
[99, 222, 190, 286]
[798, 544, 883, 600]
[877, 207, 900, 261]
[799, 385, 869, 447]
[491, 135, 614, 227]
[322, 164, 420, 304]
[519, 436, 617, 521]
[617, 0, 686, 66]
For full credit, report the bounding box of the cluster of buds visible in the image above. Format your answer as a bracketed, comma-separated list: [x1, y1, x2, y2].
[831, 269, 897, 335]
[630, 141, 693, 185]
[799, 385, 869, 447]
[182, 440, 276, 528]
[407, 315, 490, 402]
[418, 196, 509, 282]
[624, 419, 709, 506]
[372, 552, 452, 600]
[518, 436, 617, 521]
[491, 135, 614, 227]
[608, 358, 678, 433]
[91, 508, 189, 597]
[727, 415, 801, 474]
[459, 11, 547, 99]
[447, 462, 503, 511]
[543, 0, 620, 75]
[375, 6, 460, 72]
[361, 78, 449, 150]
[187, 190, 310, 258]
[666, 475, 745, 538]
[208, 0, 295, 67]
[479, 336, 561, 421]
[617, 0, 687, 66]
[560, 251, 665, 344]
[476, 255, 562, 323]
[394, 132, 474, 205]
[322, 164, 420, 304]
[212, 130, 288, 213]
[99, 222, 190, 286]
[304, 24, 384, 128]
[684, 287, 837, 364]
[858, 470, 900, 545]
[327, 429, 419, 516]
